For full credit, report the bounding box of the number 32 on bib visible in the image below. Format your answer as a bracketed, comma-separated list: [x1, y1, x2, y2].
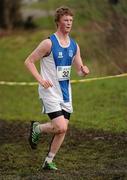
[57, 66, 71, 81]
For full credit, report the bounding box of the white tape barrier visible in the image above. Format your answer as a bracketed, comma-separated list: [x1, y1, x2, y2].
[71, 73, 127, 84]
[0, 73, 127, 86]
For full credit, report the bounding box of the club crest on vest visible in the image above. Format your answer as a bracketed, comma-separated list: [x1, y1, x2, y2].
[58, 52, 63, 58]
[69, 50, 73, 57]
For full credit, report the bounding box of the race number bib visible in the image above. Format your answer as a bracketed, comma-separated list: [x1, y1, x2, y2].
[57, 66, 71, 81]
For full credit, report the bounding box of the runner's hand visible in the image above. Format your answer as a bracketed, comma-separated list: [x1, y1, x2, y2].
[81, 65, 90, 76]
[40, 79, 53, 89]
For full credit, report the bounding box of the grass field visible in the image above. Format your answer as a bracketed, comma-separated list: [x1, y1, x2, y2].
[0, 76, 127, 132]
[0, 1, 127, 179]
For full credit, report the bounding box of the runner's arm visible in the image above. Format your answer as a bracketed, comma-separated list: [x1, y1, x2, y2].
[24, 39, 53, 88]
[73, 44, 90, 76]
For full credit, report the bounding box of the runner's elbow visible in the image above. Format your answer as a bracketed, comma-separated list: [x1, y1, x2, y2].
[24, 57, 32, 67]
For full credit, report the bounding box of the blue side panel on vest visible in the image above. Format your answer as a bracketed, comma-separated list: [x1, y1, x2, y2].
[50, 34, 77, 102]
[59, 80, 69, 102]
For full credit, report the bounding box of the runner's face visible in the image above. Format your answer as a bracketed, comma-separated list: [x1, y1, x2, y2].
[58, 15, 73, 33]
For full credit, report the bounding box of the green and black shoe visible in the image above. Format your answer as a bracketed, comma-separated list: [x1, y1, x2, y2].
[42, 161, 58, 170]
[28, 121, 40, 149]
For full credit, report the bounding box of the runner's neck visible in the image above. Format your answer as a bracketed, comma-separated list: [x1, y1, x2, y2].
[55, 31, 70, 47]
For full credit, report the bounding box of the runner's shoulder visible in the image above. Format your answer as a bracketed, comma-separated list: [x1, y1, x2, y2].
[38, 38, 52, 54]
[42, 38, 52, 48]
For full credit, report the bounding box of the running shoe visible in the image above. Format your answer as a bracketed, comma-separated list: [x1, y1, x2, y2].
[42, 161, 58, 170]
[28, 121, 40, 149]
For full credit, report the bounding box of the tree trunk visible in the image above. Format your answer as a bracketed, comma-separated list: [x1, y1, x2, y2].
[0, 0, 22, 29]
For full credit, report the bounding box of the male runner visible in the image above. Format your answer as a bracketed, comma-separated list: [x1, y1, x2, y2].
[25, 6, 89, 170]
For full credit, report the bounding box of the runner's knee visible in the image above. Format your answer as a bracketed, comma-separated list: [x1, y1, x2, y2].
[52, 116, 68, 134]
[55, 124, 68, 134]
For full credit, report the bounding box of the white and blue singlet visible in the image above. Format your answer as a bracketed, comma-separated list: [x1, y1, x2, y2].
[38, 33, 77, 113]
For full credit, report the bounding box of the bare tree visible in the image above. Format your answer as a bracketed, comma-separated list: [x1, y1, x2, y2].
[0, 0, 22, 29]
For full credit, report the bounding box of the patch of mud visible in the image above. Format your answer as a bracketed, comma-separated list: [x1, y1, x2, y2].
[0, 120, 127, 145]
[0, 120, 127, 180]
[0, 120, 29, 145]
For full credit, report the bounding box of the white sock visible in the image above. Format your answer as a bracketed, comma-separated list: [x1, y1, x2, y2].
[45, 152, 55, 163]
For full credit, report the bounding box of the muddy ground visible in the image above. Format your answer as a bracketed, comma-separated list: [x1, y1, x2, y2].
[0, 120, 127, 180]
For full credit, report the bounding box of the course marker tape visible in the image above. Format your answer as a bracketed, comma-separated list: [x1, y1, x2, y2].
[71, 73, 127, 84]
[0, 73, 127, 86]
